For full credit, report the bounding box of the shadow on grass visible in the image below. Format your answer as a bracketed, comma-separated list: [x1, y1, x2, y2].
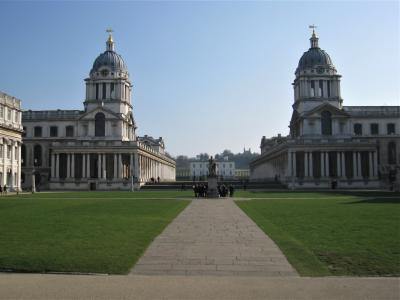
[334, 191, 400, 198]
[343, 197, 400, 204]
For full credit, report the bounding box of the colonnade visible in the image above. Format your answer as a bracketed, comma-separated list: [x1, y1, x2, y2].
[0, 138, 21, 189]
[50, 151, 175, 182]
[287, 150, 378, 179]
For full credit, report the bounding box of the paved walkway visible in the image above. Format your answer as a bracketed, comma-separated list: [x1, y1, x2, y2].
[0, 274, 398, 300]
[131, 198, 297, 276]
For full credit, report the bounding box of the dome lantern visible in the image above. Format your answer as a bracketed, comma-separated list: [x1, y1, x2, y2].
[309, 25, 319, 48]
[106, 28, 115, 51]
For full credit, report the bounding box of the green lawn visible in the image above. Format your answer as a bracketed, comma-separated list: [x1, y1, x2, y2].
[235, 191, 400, 276]
[0, 191, 190, 274]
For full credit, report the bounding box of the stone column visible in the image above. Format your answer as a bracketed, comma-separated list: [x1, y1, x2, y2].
[130, 153, 134, 178]
[17, 142, 21, 190]
[51, 153, 55, 178]
[292, 151, 297, 178]
[113, 154, 118, 180]
[309, 152, 313, 178]
[337, 152, 341, 177]
[357, 152, 362, 178]
[325, 152, 329, 177]
[71, 153, 75, 179]
[341, 152, 346, 178]
[86, 154, 90, 179]
[97, 153, 102, 179]
[55, 154, 60, 179]
[373, 151, 378, 177]
[304, 152, 309, 177]
[135, 153, 140, 181]
[102, 153, 107, 179]
[352, 152, 357, 179]
[321, 152, 325, 177]
[118, 153, 123, 179]
[368, 151, 374, 178]
[10, 142, 15, 188]
[287, 151, 292, 177]
[67, 154, 71, 179]
[2, 142, 6, 186]
[82, 154, 86, 178]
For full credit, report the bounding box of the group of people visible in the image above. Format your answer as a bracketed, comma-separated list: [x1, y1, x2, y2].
[192, 183, 208, 198]
[192, 183, 235, 198]
[150, 177, 160, 184]
[0, 185, 8, 195]
[218, 184, 234, 197]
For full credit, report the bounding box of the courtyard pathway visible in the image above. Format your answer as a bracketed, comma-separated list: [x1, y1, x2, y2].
[130, 198, 297, 276]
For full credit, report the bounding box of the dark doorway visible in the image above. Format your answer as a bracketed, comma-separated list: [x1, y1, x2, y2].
[90, 154, 98, 179]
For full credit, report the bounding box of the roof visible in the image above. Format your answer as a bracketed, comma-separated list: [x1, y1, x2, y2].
[343, 106, 400, 118]
[22, 110, 83, 121]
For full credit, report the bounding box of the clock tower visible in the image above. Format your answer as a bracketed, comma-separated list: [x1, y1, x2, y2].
[83, 31, 136, 141]
[292, 28, 343, 115]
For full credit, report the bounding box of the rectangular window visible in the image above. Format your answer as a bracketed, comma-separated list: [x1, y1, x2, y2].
[14, 111, 18, 122]
[34, 126, 42, 137]
[370, 123, 379, 135]
[96, 83, 99, 100]
[102, 83, 106, 99]
[50, 126, 58, 137]
[7, 108, 11, 120]
[66, 126, 74, 137]
[354, 123, 362, 136]
[0, 106, 3, 118]
[14, 146, 18, 160]
[0, 145, 3, 158]
[387, 123, 395, 135]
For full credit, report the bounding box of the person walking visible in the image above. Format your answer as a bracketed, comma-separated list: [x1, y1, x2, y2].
[229, 185, 234, 197]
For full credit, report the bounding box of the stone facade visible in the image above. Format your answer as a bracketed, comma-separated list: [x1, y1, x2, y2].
[250, 30, 399, 189]
[190, 159, 235, 179]
[21, 33, 175, 191]
[0, 92, 23, 191]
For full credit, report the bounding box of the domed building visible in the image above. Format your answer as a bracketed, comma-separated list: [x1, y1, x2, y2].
[250, 29, 399, 189]
[21, 32, 176, 190]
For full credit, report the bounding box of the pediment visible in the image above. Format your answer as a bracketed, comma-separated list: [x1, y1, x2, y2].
[304, 102, 350, 118]
[78, 107, 122, 121]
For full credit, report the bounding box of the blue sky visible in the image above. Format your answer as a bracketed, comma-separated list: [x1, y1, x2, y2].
[1, 1, 399, 157]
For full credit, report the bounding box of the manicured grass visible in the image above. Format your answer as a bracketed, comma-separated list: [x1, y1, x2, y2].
[236, 191, 400, 276]
[0, 191, 190, 274]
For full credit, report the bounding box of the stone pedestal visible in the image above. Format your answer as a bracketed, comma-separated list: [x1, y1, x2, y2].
[207, 176, 218, 198]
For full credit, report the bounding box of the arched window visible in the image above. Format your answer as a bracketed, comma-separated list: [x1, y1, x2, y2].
[33, 145, 42, 166]
[95, 113, 106, 137]
[321, 111, 332, 135]
[21, 144, 26, 166]
[388, 142, 397, 164]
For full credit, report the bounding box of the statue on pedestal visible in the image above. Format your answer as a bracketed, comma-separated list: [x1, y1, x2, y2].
[208, 156, 217, 177]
